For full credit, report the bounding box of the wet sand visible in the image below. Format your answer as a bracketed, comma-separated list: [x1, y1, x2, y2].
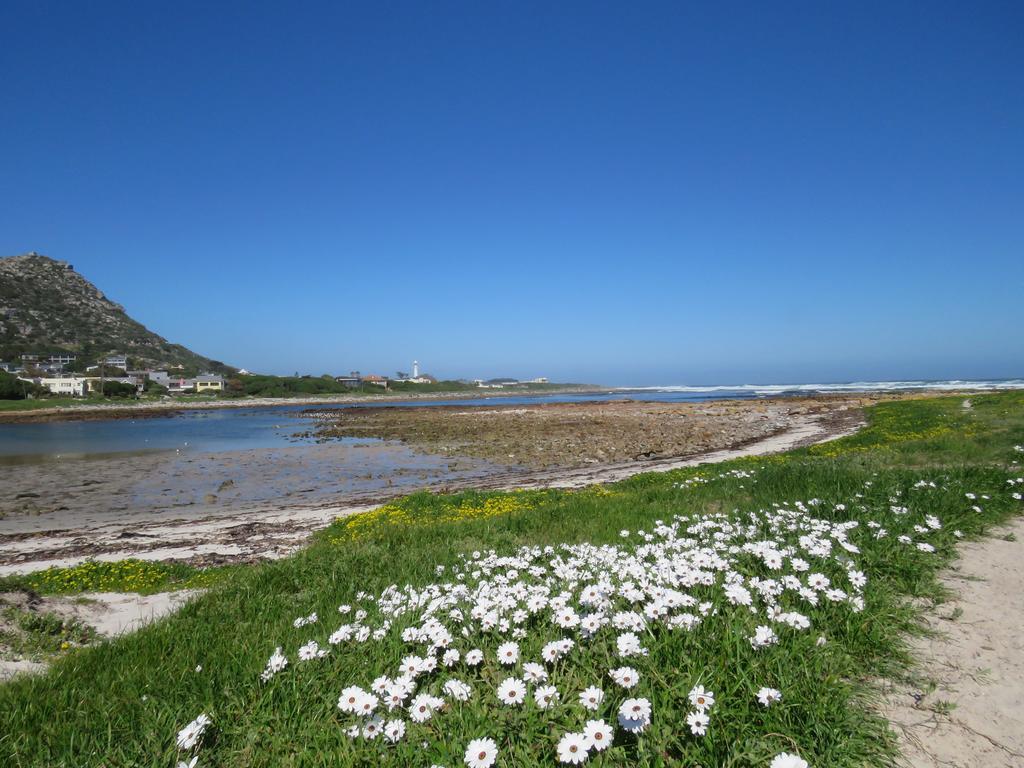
[0, 441, 506, 536]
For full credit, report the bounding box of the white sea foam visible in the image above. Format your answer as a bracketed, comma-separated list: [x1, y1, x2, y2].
[620, 379, 1024, 395]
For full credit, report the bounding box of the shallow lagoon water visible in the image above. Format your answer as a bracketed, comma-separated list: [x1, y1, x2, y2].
[2, 379, 1022, 461]
[0, 407, 329, 461]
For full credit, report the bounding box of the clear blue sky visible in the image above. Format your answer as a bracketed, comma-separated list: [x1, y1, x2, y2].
[2, 1, 1022, 385]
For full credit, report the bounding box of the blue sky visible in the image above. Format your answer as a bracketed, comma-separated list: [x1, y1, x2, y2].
[2, 1, 1022, 385]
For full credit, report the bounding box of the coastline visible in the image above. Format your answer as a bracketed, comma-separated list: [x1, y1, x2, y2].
[0, 385, 607, 424]
[3, 381, 1017, 425]
[0, 402, 862, 575]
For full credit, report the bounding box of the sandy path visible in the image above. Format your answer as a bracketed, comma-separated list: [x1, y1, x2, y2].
[883, 518, 1024, 767]
[0, 412, 859, 575]
[0, 589, 200, 681]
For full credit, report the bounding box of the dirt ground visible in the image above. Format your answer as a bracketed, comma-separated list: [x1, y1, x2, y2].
[882, 518, 1024, 767]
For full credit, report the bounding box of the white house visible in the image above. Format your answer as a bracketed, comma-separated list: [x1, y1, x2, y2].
[35, 377, 89, 397]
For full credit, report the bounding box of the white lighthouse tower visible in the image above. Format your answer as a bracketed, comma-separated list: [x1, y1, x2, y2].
[412, 360, 420, 378]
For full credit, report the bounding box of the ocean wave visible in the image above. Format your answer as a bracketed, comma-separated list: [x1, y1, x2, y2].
[619, 380, 1024, 395]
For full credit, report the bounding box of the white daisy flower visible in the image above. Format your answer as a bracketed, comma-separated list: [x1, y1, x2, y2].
[496, 677, 527, 706]
[534, 684, 560, 709]
[355, 693, 379, 717]
[556, 732, 588, 764]
[337, 686, 366, 714]
[686, 709, 710, 736]
[616, 632, 644, 657]
[383, 718, 406, 743]
[583, 719, 613, 752]
[175, 713, 211, 750]
[617, 697, 651, 733]
[750, 625, 778, 649]
[496, 641, 520, 666]
[261, 647, 288, 682]
[688, 684, 714, 710]
[757, 687, 783, 707]
[464, 737, 498, 768]
[771, 753, 809, 768]
[409, 693, 442, 723]
[361, 715, 383, 740]
[523, 661, 548, 683]
[609, 666, 640, 689]
[579, 686, 604, 711]
[443, 679, 472, 701]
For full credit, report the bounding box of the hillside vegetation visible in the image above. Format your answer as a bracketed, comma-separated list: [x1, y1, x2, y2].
[0, 253, 233, 373]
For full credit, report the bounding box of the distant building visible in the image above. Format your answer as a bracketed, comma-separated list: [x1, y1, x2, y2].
[193, 374, 225, 393]
[335, 371, 362, 388]
[166, 377, 193, 394]
[125, 370, 150, 391]
[148, 370, 171, 387]
[362, 374, 389, 388]
[0, 362, 13, 373]
[35, 377, 89, 397]
[237, 368, 252, 376]
[48, 354, 76, 365]
[104, 354, 128, 369]
[404, 360, 435, 384]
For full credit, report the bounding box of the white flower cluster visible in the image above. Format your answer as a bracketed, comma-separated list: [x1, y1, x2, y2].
[673, 468, 755, 490]
[266, 488, 953, 765]
[243, 458, 1023, 766]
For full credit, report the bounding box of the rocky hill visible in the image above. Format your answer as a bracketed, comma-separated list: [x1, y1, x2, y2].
[0, 252, 234, 372]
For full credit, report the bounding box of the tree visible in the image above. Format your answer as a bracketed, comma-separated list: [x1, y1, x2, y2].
[0, 371, 27, 399]
[99, 381, 137, 398]
[224, 378, 246, 396]
[142, 379, 168, 394]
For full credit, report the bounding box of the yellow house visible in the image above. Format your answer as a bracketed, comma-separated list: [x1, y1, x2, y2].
[193, 374, 224, 392]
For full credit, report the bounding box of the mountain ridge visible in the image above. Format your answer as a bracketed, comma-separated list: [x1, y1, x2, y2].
[0, 252, 234, 373]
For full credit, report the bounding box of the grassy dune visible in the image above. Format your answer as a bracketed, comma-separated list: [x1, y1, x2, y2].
[1, 392, 1022, 767]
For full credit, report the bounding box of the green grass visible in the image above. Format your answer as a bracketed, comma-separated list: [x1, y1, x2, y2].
[0, 397, 84, 412]
[0, 392, 1022, 767]
[0, 395, 172, 413]
[0, 560, 235, 597]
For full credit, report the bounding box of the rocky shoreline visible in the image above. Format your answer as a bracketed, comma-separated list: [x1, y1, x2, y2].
[299, 395, 869, 469]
